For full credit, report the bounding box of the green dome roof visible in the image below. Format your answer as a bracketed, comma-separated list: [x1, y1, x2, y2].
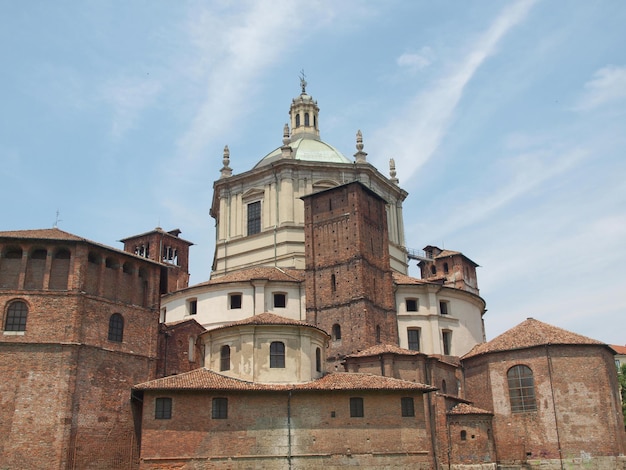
[254, 137, 351, 168]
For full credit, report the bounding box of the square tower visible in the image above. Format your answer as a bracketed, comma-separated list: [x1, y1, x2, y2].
[303, 182, 398, 361]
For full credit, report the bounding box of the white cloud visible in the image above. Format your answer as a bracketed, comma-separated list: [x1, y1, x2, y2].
[575, 65, 626, 111]
[369, 0, 537, 178]
[396, 47, 433, 70]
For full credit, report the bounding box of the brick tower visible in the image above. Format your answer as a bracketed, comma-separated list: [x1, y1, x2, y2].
[303, 181, 398, 362]
[120, 227, 192, 294]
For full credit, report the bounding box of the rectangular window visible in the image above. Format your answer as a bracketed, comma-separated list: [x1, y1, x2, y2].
[212, 397, 228, 419]
[247, 201, 261, 235]
[442, 330, 452, 355]
[406, 298, 418, 312]
[229, 294, 242, 309]
[155, 397, 172, 419]
[401, 397, 415, 417]
[270, 341, 285, 368]
[439, 301, 449, 315]
[188, 299, 197, 315]
[350, 397, 364, 417]
[407, 328, 420, 351]
[273, 293, 286, 308]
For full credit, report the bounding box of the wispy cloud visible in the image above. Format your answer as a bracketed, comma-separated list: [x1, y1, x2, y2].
[101, 77, 162, 139]
[370, 0, 536, 178]
[574, 64, 626, 111]
[175, 0, 305, 161]
[396, 47, 434, 71]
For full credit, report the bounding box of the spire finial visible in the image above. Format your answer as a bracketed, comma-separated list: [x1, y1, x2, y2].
[220, 145, 232, 178]
[299, 69, 307, 93]
[354, 129, 368, 163]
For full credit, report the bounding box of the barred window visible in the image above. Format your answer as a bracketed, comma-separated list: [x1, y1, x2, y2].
[507, 365, 537, 413]
[350, 397, 364, 417]
[108, 313, 124, 342]
[155, 397, 172, 419]
[5, 301, 28, 331]
[212, 397, 228, 419]
[401, 397, 415, 417]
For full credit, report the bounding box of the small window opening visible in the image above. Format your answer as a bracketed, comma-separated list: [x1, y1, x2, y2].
[401, 397, 415, 417]
[108, 313, 124, 342]
[406, 298, 418, 312]
[407, 328, 420, 351]
[315, 347, 321, 373]
[155, 397, 172, 419]
[212, 397, 228, 419]
[460, 430, 467, 441]
[229, 294, 242, 309]
[332, 323, 341, 341]
[273, 293, 286, 308]
[220, 345, 231, 371]
[442, 330, 452, 355]
[270, 341, 285, 368]
[350, 397, 364, 417]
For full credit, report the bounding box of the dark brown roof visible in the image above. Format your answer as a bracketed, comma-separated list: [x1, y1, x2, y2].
[119, 227, 193, 246]
[447, 403, 493, 415]
[346, 343, 423, 358]
[463, 318, 606, 360]
[134, 369, 436, 393]
[0, 228, 86, 241]
[208, 312, 326, 335]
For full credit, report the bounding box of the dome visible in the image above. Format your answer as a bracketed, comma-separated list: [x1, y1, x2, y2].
[254, 137, 351, 168]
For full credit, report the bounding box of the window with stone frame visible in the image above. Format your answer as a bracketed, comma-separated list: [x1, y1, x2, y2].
[229, 293, 242, 309]
[270, 341, 285, 368]
[273, 293, 286, 308]
[247, 201, 261, 236]
[406, 298, 418, 312]
[407, 328, 420, 351]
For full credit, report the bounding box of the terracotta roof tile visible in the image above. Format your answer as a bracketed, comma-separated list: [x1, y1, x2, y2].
[0, 228, 86, 241]
[463, 318, 606, 360]
[346, 343, 422, 358]
[610, 344, 626, 355]
[209, 312, 326, 335]
[134, 369, 436, 393]
[392, 272, 431, 286]
[447, 403, 493, 415]
[196, 267, 305, 286]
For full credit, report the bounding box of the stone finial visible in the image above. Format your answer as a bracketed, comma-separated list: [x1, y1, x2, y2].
[389, 158, 399, 185]
[281, 123, 293, 158]
[354, 129, 368, 163]
[220, 145, 232, 178]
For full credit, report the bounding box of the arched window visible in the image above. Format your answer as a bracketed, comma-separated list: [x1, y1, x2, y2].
[460, 430, 467, 441]
[443, 262, 449, 274]
[5, 300, 28, 331]
[295, 114, 301, 127]
[332, 324, 341, 341]
[441, 379, 447, 394]
[108, 313, 124, 342]
[270, 341, 285, 368]
[507, 365, 537, 413]
[315, 347, 321, 373]
[304, 113, 310, 126]
[220, 345, 231, 371]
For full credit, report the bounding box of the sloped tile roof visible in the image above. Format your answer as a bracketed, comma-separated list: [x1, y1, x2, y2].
[196, 266, 305, 286]
[208, 312, 326, 335]
[0, 228, 86, 241]
[462, 318, 606, 360]
[346, 343, 422, 358]
[134, 369, 436, 393]
[392, 272, 431, 286]
[610, 344, 626, 355]
[447, 403, 493, 415]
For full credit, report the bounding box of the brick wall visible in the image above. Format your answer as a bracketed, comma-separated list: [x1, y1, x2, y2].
[139, 389, 433, 469]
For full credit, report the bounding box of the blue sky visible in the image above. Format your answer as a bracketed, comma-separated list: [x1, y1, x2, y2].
[2, 1, 625, 344]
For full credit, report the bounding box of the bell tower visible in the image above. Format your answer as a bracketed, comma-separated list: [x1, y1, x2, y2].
[303, 181, 398, 362]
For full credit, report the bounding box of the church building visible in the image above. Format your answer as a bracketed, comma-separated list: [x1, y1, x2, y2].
[1, 80, 624, 469]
